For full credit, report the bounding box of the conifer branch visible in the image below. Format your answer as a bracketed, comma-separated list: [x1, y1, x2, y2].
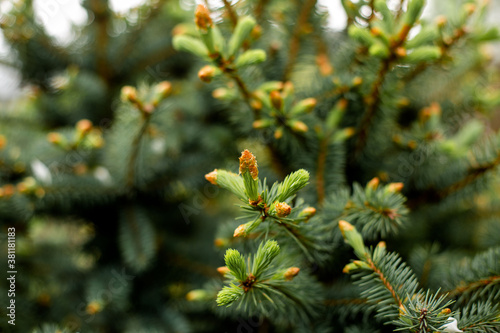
[446, 276, 500, 299]
[440, 153, 500, 199]
[365, 256, 404, 309]
[282, 0, 318, 81]
[354, 58, 391, 156]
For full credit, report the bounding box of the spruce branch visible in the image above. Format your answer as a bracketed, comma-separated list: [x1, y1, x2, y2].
[282, 0, 318, 81]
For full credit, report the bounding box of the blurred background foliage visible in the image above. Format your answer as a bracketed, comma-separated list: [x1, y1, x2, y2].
[0, 0, 499, 332]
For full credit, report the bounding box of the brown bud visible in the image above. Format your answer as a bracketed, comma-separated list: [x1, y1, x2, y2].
[47, 132, 62, 144]
[217, 266, 230, 276]
[464, 3, 476, 16]
[251, 25, 262, 40]
[352, 76, 363, 87]
[440, 308, 452, 315]
[250, 99, 263, 110]
[3, 184, 15, 197]
[214, 238, 227, 248]
[172, 23, 189, 36]
[252, 119, 270, 129]
[435, 15, 447, 28]
[198, 65, 216, 83]
[338, 220, 354, 238]
[194, 5, 213, 32]
[316, 53, 333, 76]
[275, 202, 292, 218]
[290, 120, 308, 133]
[156, 81, 172, 98]
[212, 88, 230, 100]
[239, 149, 258, 180]
[270, 90, 282, 110]
[284, 267, 300, 280]
[300, 207, 316, 221]
[395, 47, 407, 58]
[387, 182, 404, 193]
[370, 27, 383, 36]
[274, 128, 284, 139]
[205, 169, 218, 185]
[367, 177, 380, 190]
[76, 119, 92, 133]
[86, 301, 101, 315]
[121, 86, 138, 103]
[233, 224, 247, 237]
[0, 135, 6, 150]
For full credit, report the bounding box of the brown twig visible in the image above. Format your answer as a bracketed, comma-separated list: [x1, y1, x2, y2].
[221, 0, 238, 28]
[353, 59, 391, 156]
[446, 276, 500, 299]
[353, 23, 413, 156]
[282, 0, 318, 81]
[126, 114, 152, 188]
[316, 137, 328, 205]
[92, 0, 112, 82]
[407, 153, 500, 209]
[439, 153, 500, 198]
[254, 0, 270, 22]
[366, 256, 404, 309]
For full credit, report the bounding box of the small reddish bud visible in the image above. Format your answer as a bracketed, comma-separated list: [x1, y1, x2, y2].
[198, 65, 216, 83]
[217, 266, 230, 276]
[239, 150, 258, 180]
[274, 128, 284, 139]
[47, 132, 62, 144]
[205, 169, 218, 185]
[395, 47, 407, 58]
[352, 76, 363, 87]
[370, 26, 382, 36]
[194, 5, 213, 32]
[3, 184, 15, 197]
[338, 220, 354, 238]
[0, 135, 6, 149]
[316, 53, 333, 76]
[275, 202, 292, 218]
[214, 238, 227, 248]
[435, 15, 447, 28]
[76, 119, 92, 133]
[156, 81, 172, 98]
[251, 25, 262, 40]
[367, 177, 380, 190]
[464, 3, 476, 16]
[250, 99, 263, 110]
[269, 90, 283, 110]
[233, 224, 247, 237]
[387, 182, 404, 193]
[121, 86, 138, 103]
[86, 301, 101, 315]
[300, 207, 316, 221]
[290, 120, 308, 133]
[284, 267, 300, 280]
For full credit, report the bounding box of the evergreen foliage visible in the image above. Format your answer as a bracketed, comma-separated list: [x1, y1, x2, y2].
[0, 0, 500, 332]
